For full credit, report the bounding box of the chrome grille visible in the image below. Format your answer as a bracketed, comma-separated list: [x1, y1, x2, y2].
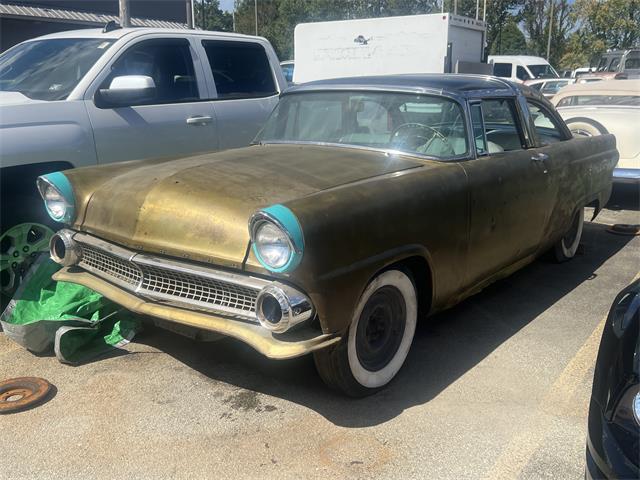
[139, 264, 258, 313]
[80, 245, 142, 287]
[75, 239, 263, 321]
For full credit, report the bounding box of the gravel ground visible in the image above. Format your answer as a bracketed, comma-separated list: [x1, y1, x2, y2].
[1, 187, 638, 480]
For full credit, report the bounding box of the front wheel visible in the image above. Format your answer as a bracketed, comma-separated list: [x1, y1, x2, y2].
[314, 269, 417, 397]
[554, 207, 584, 262]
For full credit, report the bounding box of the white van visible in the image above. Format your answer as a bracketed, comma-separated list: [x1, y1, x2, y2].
[488, 55, 559, 82]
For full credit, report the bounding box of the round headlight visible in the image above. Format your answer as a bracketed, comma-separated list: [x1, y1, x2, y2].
[37, 173, 75, 223]
[254, 221, 292, 269]
[42, 184, 68, 220]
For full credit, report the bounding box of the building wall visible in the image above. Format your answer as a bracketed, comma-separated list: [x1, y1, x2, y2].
[0, 1, 188, 51]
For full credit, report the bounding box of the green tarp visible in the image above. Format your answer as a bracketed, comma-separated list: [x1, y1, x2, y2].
[0, 256, 141, 364]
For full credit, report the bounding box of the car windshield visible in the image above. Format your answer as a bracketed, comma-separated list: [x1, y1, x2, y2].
[528, 64, 559, 79]
[259, 91, 468, 159]
[0, 38, 115, 100]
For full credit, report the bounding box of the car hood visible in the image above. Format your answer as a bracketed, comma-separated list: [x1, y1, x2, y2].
[74, 144, 422, 268]
[0, 91, 43, 106]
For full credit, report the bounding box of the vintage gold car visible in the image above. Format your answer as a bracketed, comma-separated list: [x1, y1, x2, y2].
[38, 75, 617, 396]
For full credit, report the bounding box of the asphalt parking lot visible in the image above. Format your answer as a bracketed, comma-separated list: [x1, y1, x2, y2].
[1, 187, 639, 480]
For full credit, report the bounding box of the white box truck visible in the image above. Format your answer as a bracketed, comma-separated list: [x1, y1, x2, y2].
[293, 13, 487, 83]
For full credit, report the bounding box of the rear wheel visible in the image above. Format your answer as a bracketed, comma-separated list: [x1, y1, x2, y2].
[565, 118, 608, 138]
[314, 269, 417, 397]
[554, 207, 584, 262]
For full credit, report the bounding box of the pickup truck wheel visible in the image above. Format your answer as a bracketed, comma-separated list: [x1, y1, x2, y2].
[554, 207, 584, 262]
[313, 269, 417, 397]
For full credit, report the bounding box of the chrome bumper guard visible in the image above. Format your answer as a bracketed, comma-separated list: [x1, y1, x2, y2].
[49, 230, 314, 332]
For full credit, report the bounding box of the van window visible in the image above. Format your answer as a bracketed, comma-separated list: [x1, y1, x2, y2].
[516, 66, 530, 81]
[202, 40, 277, 99]
[528, 64, 557, 79]
[493, 63, 512, 78]
[104, 38, 199, 105]
[608, 58, 621, 72]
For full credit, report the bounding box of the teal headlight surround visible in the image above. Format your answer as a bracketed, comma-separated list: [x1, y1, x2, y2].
[250, 204, 304, 273]
[37, 172, 76, 223]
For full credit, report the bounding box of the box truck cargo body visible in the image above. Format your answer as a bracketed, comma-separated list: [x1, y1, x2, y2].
[293, 13, 486, 83]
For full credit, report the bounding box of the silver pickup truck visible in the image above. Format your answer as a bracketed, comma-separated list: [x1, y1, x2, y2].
[0, 26, 286, 295]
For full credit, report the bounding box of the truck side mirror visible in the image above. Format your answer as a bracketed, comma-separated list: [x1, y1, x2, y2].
[94, 75, 156, 108]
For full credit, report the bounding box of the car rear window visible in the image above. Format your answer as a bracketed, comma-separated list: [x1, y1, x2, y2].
[201, 40, 277, 99]
[556, 95, 640, 107]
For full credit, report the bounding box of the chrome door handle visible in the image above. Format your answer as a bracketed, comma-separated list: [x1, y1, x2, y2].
[186, 115, 212, 125]
[531, 153, 549, 162]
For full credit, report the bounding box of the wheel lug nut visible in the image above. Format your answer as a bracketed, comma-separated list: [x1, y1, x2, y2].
[22, 246, 29, 253]
[13, 251, 19, 257]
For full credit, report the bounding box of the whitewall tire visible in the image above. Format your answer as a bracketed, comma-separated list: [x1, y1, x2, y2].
[314, 269, 418, 397]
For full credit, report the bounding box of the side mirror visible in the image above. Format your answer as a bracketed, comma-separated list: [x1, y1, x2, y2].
[94, 75, 156, 108]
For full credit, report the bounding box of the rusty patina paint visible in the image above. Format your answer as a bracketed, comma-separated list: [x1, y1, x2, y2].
[56, 83, 618, 354]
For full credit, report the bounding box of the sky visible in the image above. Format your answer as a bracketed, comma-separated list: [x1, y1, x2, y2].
[219, 0, 234, 12]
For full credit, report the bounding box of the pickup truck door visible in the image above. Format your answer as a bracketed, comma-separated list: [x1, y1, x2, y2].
[84, 35, 218, 164]
[462, 98, 555, 287]
[196, 38, 281, 150]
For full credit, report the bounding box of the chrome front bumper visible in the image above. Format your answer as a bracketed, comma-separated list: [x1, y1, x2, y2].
[49, 230, 336, 358]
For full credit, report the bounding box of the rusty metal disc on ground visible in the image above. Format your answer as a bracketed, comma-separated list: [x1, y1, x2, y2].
[0, 377, 52, 414]
[607, 224, 640, 236]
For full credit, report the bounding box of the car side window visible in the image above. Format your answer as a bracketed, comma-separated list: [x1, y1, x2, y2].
[493, 63, 512, 78]
[479, 98, 525, 152]
[527, 101, 566, 145]
[103, 38, 199, 105]
[516, 66, 530, 81]
[470, 103, 488, 155]
[202, 40, 277, 99]
[608, 57, 620, 72]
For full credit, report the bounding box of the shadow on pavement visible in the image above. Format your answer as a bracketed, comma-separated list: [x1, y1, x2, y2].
[136, 220, 634, 428]
[607, 184, 640, 212]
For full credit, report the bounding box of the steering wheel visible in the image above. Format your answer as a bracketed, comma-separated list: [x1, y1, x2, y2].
[390, 123, 454, 155]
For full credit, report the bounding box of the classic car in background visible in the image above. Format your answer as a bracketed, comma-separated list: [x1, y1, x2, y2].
[0, 27, 286, 299]
[586, 279, 639, 479]
[38, 75, 617, 396]
[525, 78, 575, 98]
[551, 79, 640, 183]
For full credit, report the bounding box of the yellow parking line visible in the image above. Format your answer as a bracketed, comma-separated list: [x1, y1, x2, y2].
[485, 270, 640, 479]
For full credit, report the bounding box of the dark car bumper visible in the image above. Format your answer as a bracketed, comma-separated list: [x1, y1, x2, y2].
[586, 406, 639, 479]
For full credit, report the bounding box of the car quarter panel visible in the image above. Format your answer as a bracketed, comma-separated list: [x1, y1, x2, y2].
[259, 159, 470, 334]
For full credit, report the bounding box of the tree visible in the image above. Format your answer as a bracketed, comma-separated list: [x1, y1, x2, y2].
[557, 0, 639, 69]
[491, 18, 527, 55]
[194, 0, 233, 32]
[520, 0, 574, 66]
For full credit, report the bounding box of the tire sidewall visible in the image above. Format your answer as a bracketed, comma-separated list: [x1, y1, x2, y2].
[346, 270, 417, 389]
[559, 207, 584, 259]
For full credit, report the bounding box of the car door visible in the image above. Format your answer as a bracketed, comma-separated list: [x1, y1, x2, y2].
[84, 35, 218, 164]
[526, 99, 579, 246]
[462, 97, 555, 287]
[197, 38, 280, 150]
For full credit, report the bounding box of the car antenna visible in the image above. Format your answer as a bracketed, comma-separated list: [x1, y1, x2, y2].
[103, 21, 122, 33]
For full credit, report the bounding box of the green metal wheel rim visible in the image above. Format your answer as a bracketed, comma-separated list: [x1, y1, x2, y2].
[0, 223, 54, 295]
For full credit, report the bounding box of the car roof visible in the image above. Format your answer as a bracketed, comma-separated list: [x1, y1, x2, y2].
[286, 74, 521, 99]
[555, 79, 640, 96]
[20, 27, 266, 42]
[488, 55, 550, 64]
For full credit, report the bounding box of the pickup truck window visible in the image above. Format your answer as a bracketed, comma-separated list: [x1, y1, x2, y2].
[202, 40, 277, 99]
[102, 38, 199, 105]
[527, 101, 565, 145]
[0, 38, 114, 101]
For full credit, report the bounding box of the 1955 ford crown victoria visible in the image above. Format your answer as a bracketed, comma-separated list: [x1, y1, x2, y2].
[38, 75, 617, 396]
